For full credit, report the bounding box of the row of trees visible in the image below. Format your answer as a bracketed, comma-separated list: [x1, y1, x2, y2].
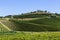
[3, 10, 59, 19]
[0, 16, 3, 18]
[30, 10, 48, 13]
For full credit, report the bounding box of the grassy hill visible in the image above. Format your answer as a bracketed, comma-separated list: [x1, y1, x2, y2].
[0, 10, 60, 40]
[2, 10, 60, 31]
[5, 10, 51, 18]
[9, 17, 60, 31]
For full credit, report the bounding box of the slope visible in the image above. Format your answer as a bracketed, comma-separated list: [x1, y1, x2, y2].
[0, 22, 8, 31]
[8, 17, 60, 31]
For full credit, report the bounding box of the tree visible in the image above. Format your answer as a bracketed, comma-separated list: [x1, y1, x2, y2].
[44, 10, 47, 13]
[5, 15, 12, 18]
[37, 10, 43, 12]
[55, 13, 58, 15]
[0, 16, 3, 18]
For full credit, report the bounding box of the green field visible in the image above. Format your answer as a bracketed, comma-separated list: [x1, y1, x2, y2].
[8, 17, 60, 31]
[0, 32, 60, 40]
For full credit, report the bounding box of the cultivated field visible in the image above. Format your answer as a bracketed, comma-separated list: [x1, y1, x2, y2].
[0, 32, 60, 40]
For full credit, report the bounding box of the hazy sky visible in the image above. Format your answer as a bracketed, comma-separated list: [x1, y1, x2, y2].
[0, 0, 60, 16]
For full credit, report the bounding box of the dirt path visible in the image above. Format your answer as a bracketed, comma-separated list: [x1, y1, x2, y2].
[0, 21, 12, 31]
[17, 17, 48, 21]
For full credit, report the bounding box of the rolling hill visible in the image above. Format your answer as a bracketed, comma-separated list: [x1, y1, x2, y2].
[1, 10, 60, 32]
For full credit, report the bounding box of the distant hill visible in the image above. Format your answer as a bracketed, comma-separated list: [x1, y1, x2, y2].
[5, 10, 55, 18]
[3, 10, 60, 32]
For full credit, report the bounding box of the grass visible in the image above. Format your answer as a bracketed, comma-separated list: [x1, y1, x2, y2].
[0, 31, 60, 40]
[26, 17, 60, 31]
[0, 24, 8, 31]
[1, 20, 18, 30]
[24, 17, 60, 31]
[9, 17, 60, 31]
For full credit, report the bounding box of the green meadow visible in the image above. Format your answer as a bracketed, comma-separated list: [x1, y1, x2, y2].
[0, 32, 60, 40]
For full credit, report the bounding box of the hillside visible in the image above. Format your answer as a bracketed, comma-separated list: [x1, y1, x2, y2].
[0, 22, 8, 31]
[8, 17, 60, 31]
[5, 10, 52, 18]
[1, 10, 60, 32]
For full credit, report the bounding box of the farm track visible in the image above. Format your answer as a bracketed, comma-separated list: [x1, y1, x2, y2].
[0, 20, 12, 31]
[0, 20, 18, 31]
